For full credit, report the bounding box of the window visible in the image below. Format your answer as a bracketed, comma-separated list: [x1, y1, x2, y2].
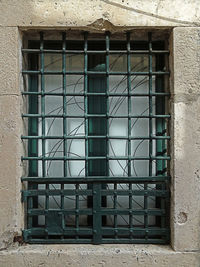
[21, 31, 170, 244]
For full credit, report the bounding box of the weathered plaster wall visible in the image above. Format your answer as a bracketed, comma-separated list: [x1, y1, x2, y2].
[0, 0, 200, 266]
[0, 0, 200, 29]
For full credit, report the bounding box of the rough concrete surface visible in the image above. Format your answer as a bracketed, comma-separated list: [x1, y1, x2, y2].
[0, 95, 22, 245]
[171, 27, 200, 252]
[0, 245, 199, 267]
[0, 27, 19, 95]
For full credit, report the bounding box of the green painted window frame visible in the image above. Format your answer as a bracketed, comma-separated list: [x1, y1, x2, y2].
[21, 31, 170, 244]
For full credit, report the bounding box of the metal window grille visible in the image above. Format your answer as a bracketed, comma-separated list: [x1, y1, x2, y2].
[21, 31, 170, 244]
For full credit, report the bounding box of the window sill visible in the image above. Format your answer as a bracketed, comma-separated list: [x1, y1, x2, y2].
[0, 244, 199, 267]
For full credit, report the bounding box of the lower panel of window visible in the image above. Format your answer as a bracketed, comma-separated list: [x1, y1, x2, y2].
[22, 181, 170, 244]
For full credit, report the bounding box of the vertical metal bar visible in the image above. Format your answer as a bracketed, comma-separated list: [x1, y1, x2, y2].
[127, 32, 131, 178]
[40, 32, 45, 178]
[114, 182, 117, 239]
[84, 32, 91, 230]
[62, 32, 67, 177]
[146, 32, 153, 239]
[75, 183, 79, 239]
[84, 32, 88, 178]
[103, 31, 110, 226]
[40, 32, 48, 238]
[61, 32, 67, 239]
[106, 32, 110, 173]
[127, 32, 133, 239]
[28, 48, 39, 229]
[155, 46, 167, 240]
[88, 33, 108, 243]
[93, 183, 102, 244]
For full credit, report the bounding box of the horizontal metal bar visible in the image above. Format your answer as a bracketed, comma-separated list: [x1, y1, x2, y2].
[23, 238, 168, 244]
[22, 48, 169, 54]
[102, 227, 169, 235]
[23, 189, 168, 197]
[21, 91, 170, 97]
[100, 239, 168, 244]
[25, 228, 93, 235]
[98, 209, 166, 216]
[101, 189, 168, 197]
[21, 176, 170, 183]
[23, 227, 169, 236]
[22, 114, 171, 119]
[21, 135, 170, 140]
[26, 208, 165, 216]
[23, 189, 93, 196]
[27, 209, 93, 216]
[22, 70, 170, 76]
[21, 156, 170, 160]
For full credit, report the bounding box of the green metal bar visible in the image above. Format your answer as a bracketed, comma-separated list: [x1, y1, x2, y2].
[22, 91, 170, 96]
[62, 32, 67, 178]
[22, 48, 170, 54]
[22, 156, 170, 160]
[93, 183, 102, 244]
[61, 32, 67, 237]
[22, 70, 170, 76]
[127, 32, 131, 178]
[87, 32, 109, 242]
[40, 32, 46, 178]
[144, 32, 153, 239]
[23, 227, 169, 235]
[23, 189, 168, 198]
[22, 238, 168, 244]
[22, 135, 171, 140]
[21, 176, 171, 183]
[114, 182, 117, 239]
[154, 41, 169, 240]
[27, 44, 39, 229]
[26, 208, 166, 216]
[106, 32, 110, 183]
[22, 114, 171, 118]
[75, 183, 80, 239]
[39, 32, 48, 238]
[127, 32, 133, 239]
[84, 32, 88, 178]
[84, 32, 92, 227]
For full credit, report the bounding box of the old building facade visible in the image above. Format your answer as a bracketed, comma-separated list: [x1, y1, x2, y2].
[0, 0, 200, 266]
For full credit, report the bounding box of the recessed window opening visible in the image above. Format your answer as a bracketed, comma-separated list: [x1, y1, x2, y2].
[21, 30, 170, 244]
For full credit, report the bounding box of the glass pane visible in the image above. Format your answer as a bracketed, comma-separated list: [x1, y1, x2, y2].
[66, 54, 84, 71]
[109, 96, 128, 116]
[44, 75, 62, 93]
[131, 76, 149, 94]
[131, 118, 149, 137]
[109, 75, 127, 94]
[66, 96, 84, 115]
[110, 54, 127, 72]
[109, 118, 128, 137]
[66, 75, 84, 93]
[67, 118, 85, 136]
[131, 97, 149, 116]
[44, 54, 62, 71]
[45, 96, 63, 115]
[109, 140, 127, 157]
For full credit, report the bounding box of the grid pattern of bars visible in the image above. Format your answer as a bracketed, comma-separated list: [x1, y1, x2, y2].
[21, 31, 170, 244]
